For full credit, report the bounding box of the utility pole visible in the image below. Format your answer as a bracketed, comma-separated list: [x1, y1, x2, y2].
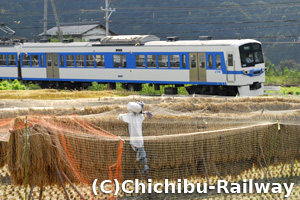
[43, 0, 48, 36]
[50, 0, 63, 42]
[101, 0, 115, 36]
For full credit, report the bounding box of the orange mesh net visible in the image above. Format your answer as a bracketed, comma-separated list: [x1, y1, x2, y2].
[2, 96, 300, 199]
[1, 115, 123, 199]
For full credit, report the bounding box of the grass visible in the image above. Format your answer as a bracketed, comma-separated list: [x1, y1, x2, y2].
[265, 86, 300, 96]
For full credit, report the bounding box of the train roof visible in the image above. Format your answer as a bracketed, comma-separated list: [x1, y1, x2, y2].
[144, 39, 261, 47]
[2, 35, 260, 48]
[20, 42, 94, 48]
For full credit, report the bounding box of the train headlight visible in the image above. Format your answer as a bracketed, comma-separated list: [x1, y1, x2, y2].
[243, 70, 250, 74]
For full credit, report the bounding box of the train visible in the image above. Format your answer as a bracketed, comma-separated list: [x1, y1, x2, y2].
[0, 35, 266, 96]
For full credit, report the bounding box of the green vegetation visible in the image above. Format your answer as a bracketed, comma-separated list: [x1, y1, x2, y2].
[88, 82, 188, 95]
[87, 82, 107, 91]
[0, 80, 40, 90]
[277, 87, 300, 95]
[2, 76, 300, 96]
[265, 60, 300, 86]
[0, 79, 26, 90]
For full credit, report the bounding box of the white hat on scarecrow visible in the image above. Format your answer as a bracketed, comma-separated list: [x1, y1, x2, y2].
[127, 101, 144, 114]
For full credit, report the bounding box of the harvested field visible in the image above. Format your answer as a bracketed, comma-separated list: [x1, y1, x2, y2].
[1, 95, 300, 199]
[0, 89, 117, 100]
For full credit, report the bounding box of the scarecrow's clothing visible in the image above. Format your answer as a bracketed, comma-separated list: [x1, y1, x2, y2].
[118, 113, 145, 148]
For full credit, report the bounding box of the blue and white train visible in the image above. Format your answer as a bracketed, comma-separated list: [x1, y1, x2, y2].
[0, 35, 266, 96]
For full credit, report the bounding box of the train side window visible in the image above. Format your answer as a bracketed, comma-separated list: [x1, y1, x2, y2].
[113, 55, 126, 68]
[0, 55, 7, 66]
[158, 55, 168, 68]
[135, 55, 145, 68]
[199, 54, 205, 68]
[85, 55, 94, 67]
[95, 55, 105, 67]
[22, 54, 30, 67]
[31, 55, 39, 67]
[182, 55, 187, 68]
[146, 55, 156, 68]
[8, 55, 16, 66]
[66, 55, 75, 67]
[60, 55, 64, 67]
[170, 55, 180, 68]
[228, 54, 233, 67]
[216, 55, 221, 69]
[208, 54, 213, 68]
[190, 54, 197, 68]
[76, 55, 84, 67]
[40, 55, 44, 67]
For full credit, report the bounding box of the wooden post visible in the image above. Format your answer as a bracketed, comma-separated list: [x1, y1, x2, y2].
[39, 186, 43, 200]
[61, 171, 85, 200]
[48, 130, 70, 200]
[54, 159, 70, 200]
[27, 184, 34, 200]
[202, 151, 210, 186]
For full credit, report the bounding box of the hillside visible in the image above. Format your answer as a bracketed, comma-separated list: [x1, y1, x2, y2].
[0, 0, 299, 66]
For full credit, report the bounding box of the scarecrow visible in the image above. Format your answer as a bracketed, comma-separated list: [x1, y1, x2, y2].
[118, 101, 153, 174]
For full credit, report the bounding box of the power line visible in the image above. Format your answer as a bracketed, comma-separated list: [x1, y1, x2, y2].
[140, 23, 300, 36]
[111, 19, 300, 25]
[112, 1, 300, 10]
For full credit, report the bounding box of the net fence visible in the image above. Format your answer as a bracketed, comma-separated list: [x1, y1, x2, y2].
[0, 96, 300, 199]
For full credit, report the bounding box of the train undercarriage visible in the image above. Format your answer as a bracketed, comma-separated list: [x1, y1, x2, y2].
[185, 85, 238, 96]
[24, 80, 241, 96]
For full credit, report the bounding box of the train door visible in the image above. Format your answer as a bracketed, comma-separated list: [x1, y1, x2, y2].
[226, 52, 235, 82]
[189, 53, 206, 82]
[46, 53, 60, 79]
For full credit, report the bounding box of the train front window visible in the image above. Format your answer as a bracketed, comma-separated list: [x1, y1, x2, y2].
[253, 43, 264, 64]
[239, 43, 263, 67]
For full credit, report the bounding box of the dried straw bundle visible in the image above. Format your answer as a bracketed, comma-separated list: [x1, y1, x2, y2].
[121, 123, 300, 180]
[0, 141, 7, 167]
[6, 114, 300, 187]
[7, 117, 122, 187]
